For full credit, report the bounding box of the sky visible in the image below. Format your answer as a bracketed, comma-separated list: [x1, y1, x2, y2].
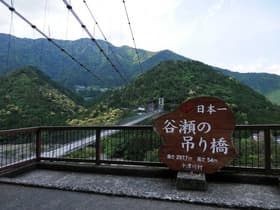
[0, 0, 279, 75]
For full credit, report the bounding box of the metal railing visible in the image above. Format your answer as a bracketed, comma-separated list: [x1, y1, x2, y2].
[231, 125, 280, 172]
[38, 126, 163, 167]
[0, 125, 280, 174]
[0, 127, 38, 171]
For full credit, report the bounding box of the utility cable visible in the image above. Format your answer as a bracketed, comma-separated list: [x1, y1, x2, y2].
[62, 0, 128, 83]
[122, 0, 143, 73]
[0, 0, 104, 83]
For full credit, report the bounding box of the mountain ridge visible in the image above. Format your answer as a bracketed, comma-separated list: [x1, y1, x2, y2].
[0, 33, 279, 104]
[216, 67, 280, 104]
[97, 60, 280, 124]
[1, 63, 279, 129]
[0, 66, 84, 129]
[0, 33, 188, 88]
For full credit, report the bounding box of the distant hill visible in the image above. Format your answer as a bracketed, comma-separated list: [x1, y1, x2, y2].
[0, 66, 85, 129]
[142, 49, 189, 73]
[0, 33, 188, 88]
[1, 33, 280, 104]
[98, 60, 280, 124]
[217, 68, 280, 105]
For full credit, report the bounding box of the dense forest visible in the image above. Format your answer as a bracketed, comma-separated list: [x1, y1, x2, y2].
[0, 67, 125, 129]
[1, 61, 280, 129]
[0, 66, 83, 129]
[97, 60, 280, 124]
[1, 33, 280, 104]
[1, 64, 279, 167]
[218, 69, 280, 104]
[0, 33, 187, 88]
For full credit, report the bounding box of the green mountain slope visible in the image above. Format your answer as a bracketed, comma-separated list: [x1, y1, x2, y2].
[0, 66, 85, 129]
[1, 33, 280, 104]
[217, 69, 280, 105]
[0, 33, 188, 88]
[99, 60, 280, 124]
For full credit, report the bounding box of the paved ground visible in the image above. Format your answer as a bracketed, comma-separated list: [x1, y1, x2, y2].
[0, 183, 233, 210]
[0, 169, 279, 209]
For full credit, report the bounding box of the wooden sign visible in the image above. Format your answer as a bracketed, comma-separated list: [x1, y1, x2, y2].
[154, 97, 235, 174]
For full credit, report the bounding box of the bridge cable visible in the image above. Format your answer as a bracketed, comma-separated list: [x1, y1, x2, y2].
[39, 0, 48, 68]
[122, 0, 143, 74]
[65, 4, 70, 40]
[82, 0, 128, 106]
[0, 0, 105, 83]
[62, 4, 70, 76]
[82, 0, 124, 71]
[6, 0, 14, 70]
[62, 0, 128, 84]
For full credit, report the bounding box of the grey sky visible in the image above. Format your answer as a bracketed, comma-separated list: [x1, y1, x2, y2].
[0, 0, 279, 75]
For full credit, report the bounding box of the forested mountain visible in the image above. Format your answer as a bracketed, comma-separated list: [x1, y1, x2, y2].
[217, 68, 280, 104]
[1, 33, 280, 104]
[0, 66, 85, 129]
[1, 62, 280, 129]
[0, 33, 188, 88]
[0, 66, 131, 129]
[98, 60, 280, 124]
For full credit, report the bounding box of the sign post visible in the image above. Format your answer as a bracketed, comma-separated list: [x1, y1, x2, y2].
[154, 97, 235, 189]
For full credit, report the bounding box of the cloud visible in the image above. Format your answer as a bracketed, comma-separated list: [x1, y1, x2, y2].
[0, 0, 279, 77]
[230, 63, 280, 75]
[267, 64, 280, 75]
[207, 0, 225, 18]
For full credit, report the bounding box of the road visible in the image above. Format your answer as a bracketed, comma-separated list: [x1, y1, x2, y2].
[0, 183, 236, 210]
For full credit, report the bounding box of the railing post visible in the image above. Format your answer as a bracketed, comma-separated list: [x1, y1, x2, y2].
[264, 128, 271, 172]
[95, 128, 101, 165]
[36, 128, 41, 162]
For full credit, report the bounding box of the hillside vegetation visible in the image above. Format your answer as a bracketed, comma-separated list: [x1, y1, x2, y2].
[98, 60, 280, 124]
[218, 69, 280, 105]
[1, 33, 280, 105]
[0, 66, 86, 129]
[1, 63, 279, 129]
[0, 33, 187, 88]
[0, 67, 125, 129]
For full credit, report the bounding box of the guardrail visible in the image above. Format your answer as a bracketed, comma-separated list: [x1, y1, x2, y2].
[231, 125, 280, 172]
[0, 125, 279, 174]
[0, 127, 39, 171]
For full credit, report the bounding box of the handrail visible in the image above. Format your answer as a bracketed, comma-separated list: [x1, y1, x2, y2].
[0, 124, 279, 174]
[1, 124, 280, 132]
[0, 127, 39, 135]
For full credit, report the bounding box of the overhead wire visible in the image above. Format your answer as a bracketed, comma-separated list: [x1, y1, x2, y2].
[81, 0, 101, 70]
[65, 5, 70, 40]
[82, 0, 125, 80]
[62, 0, 128, 84]
[39, 0, 48, 68]
[82, 0, 124, 71]
[82, 0, 131, 106]
[0, 0, 104, 83]
[82, 0, 106, 43]
[6, 0, 14, 70]
[62, 3, 71, 77]
[122, 0, 143, 73]
[122, 0, 144, 107]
